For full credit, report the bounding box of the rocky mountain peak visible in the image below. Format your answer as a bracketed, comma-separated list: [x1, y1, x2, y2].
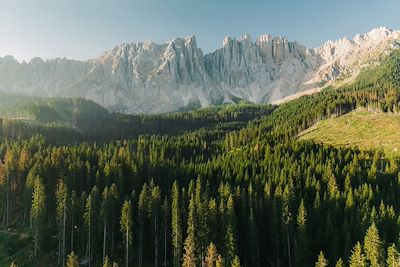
[0, 27, 399, 113]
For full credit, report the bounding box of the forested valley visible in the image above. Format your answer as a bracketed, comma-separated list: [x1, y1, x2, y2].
[0, 51, 400, 267]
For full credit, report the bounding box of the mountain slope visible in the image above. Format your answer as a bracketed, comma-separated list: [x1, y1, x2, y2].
[299, 110, 400, 156]
[0, 27, 399, 113]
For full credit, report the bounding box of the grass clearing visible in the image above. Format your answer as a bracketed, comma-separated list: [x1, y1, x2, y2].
[299, 110, 400, 157]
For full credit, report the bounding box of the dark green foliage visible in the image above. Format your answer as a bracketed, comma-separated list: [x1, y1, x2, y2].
[1, 50, 400, 266]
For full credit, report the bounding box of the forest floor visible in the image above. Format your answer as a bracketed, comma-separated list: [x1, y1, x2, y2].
[299, 110, 400, 157]
[0, 229, 38, 267]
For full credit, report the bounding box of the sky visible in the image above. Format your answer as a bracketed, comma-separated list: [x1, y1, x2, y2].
[0, 0, 399, 62]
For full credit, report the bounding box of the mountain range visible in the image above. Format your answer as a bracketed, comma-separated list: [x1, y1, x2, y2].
[0, 27, 399, 113]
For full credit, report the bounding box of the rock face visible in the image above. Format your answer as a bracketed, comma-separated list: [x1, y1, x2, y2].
[0, 27, 399, 113]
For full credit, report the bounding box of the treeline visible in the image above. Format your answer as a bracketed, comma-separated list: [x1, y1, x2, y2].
[0, 99, 274, 143]
[0, 50, 400, 267]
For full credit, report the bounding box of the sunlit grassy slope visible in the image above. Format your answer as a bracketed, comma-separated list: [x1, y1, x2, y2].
[299, 110, 400, 156]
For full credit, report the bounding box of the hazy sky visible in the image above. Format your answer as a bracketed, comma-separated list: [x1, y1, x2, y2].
[1, 0, 399, 62]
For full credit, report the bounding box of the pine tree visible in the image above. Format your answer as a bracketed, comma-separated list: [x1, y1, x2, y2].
[103, 256, 112, 267]
[247, 183, 258, 265]
[55, 179, 68, 266]
[83, 186, 99, 267]
[66, 251, 79, 267]
[109, 184, 120, 257]
[195, 177, 209, 263]
[182, 194, 196, 267]
[69, 190, 78, 252]
[151, 185, 161, 267]
[364, 223, 383, 267]
[205, 242, 218, 267]
[349, 242, 366, 267]
[162, 196, 169, 267]
[171, 181, 183, 267]
[335, 258, 344, 267]
[231, 255, 241, 267]
[30, 176, 46, 259]
[102, 255, 120, 267]
[121, 199, 133, 267]
[4, 148, 16, 228]
[101, 186, 112, 263]
[282, 185, 293, 267]
[215, 254, 224, 267]
[225, 195, 237, 265]
[315, 251, 328, 267]
[296, 199, 309, 267]
[386, 243, 399, 267]
[138, 183, 149, 267]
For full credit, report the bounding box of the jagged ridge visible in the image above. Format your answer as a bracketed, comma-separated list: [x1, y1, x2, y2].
[0, 27, 399, 113]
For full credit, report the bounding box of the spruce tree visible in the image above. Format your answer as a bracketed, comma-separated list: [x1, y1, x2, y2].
[103, 256, 112, 267]
[171, 181, 183, 267]
[182, 194, 196, 267]
[101, 186, 111, 263]
[138, 183, 149, 267]
[215, 254, 224, 267]
[315, 251, 328, 267]
[335, 258, 344, 267]
[66, 251, 79, 267]
[31, 176, 46, 259]
[225, 195, 237, 265]
[296, 199, 309, 267]
[151, 185, 161, 267]
[364, 223, 383, 267]
[83, 186, 99, 267]
[55, 179, 68, 266]
[121, 199, 133, 267]
[386, 243, 399, 267]
[109, 184, 120, 257]
[231, 255, 241, 267]
[205, 242, 218, 267]
[349, 242, 366, 267]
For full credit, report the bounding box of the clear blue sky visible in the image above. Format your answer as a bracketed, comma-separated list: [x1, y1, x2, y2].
[1, 0, 399, 62]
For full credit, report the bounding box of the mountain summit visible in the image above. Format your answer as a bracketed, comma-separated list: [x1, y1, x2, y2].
[0, 27, 399, 113]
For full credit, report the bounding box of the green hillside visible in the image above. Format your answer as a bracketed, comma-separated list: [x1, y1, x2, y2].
[299, 110, 400, 156]
[0, 50, 400, 267]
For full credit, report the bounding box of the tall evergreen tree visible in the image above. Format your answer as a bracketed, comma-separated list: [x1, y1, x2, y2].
[151, 185, 161, 267]
[109, 184, 120, 257]
[138, 183, 149, 267]
[216, 255, 224, 267]
[296, 199, 309, 267]
[335, 258, 344, 267]
[231, 255, 241, 267]
[364, 223, 383, 267]
[83, 186, 99, 267]
[315, 251, 328, 267]
[121, 199, 133, 267]
[31, 176, 46, 259]
[349, 242, 366, 267]
[386, 243, 399, 267]
[66, 251, 79, 267]
[182, 194, 196, 267]
[101, 186, 111, 263]
[225, 195, 238, 265]
[55, 179, 68, 266]
[205, 242, 218, 267]
[171, 181, 183, 267]
[103, 256, 112, 267]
